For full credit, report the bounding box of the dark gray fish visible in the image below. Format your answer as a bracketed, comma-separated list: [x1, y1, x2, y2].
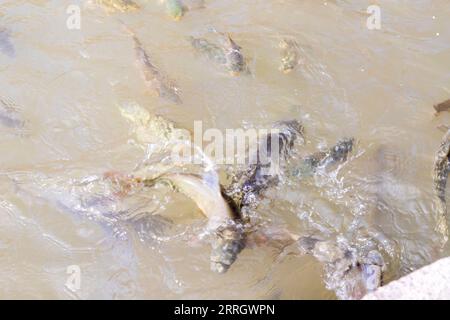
[209, 188, 246, 273]
[210, 120, 304, 272]
[0, 28, 15, 58]
[223, 35, 246, 75]
[239, 120, 304, 209]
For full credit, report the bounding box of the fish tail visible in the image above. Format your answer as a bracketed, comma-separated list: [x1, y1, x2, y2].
[210, 223, 246, 273]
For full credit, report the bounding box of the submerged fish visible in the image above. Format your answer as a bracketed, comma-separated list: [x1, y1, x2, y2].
[0, 97, 25, 129]
[162, 0, 205, 21]
[164, 0, 185, 21]
[123, 24, 182, 104]
[0, 27, 15, 58]
[189, 33, 248, 75]
[95, 0, 140, 13]
[434, 99, 450, 115]
[433, 129, 450, 240]
[279, 39, 301, 73]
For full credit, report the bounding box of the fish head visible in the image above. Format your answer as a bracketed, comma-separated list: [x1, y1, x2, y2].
[271, 120, 304, 157]
[210, 223, 246, 273]
[330, 137, 355, 162]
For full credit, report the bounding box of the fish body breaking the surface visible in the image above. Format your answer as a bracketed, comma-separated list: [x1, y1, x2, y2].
[292, 138, 355, 179]
[223, 35, 247, 75]
[279, 39, 301, 73]
[125, 26, 182, 104]
[237, 120, 304, 210]
[95, 0, 140, 13]
[189, 34, 248, 75]
[138, 172, 246, 274]
[128, 118, 305, 273]
[433, 129, 450, 240]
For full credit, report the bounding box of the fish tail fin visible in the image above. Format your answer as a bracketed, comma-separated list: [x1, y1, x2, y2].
[225, 33, 241, 50]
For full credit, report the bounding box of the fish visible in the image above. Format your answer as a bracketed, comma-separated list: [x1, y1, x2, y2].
[292, 138, 355, 179]
[110, 105, 245, 272]
[127, 119, 306, 272]
[164, 0, 185, 21]
[189, 36, 227, 65]
[119, 102, 182, 148]
[0, 27, 15, 58]
[238, 120, 304, 209]
[279, 39, 301, 73]
[297, 235, 385, 300]
[433, 99, 450, 115]
[223, 34, 247, 75]
[433, 128, 450, 240]
[161, 0, 205, 21]
[189, 33, 248, 75]
[122, 23, 182, 104]
[95, 0, 140, 13]
[135, 171, 246, 273]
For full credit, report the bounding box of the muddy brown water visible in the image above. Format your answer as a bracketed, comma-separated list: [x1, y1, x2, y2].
[0, 0, 449, 299]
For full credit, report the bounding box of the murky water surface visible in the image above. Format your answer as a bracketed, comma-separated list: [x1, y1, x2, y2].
[0, 0, 449, 299]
